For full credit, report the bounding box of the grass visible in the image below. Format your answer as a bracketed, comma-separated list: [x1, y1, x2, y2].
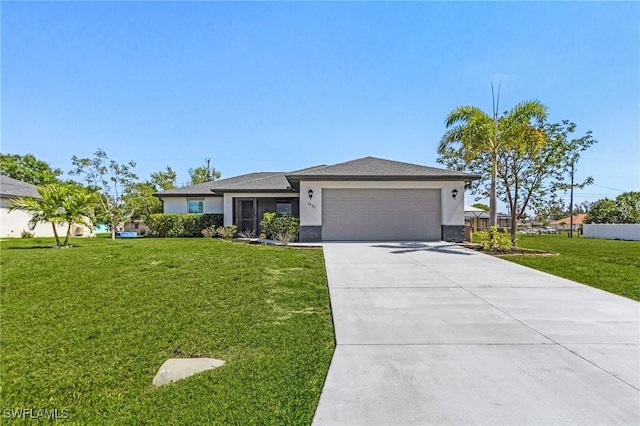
[0, 237, 335, 425]
[502, 235, 640, 301]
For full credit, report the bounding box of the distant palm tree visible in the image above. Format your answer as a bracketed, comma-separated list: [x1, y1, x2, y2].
[440, 98, 547, 227]
[9, 184, 96, 247]
[59, 187, 96, 246]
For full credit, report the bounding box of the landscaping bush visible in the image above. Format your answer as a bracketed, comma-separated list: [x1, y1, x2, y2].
[477, 226, 514, 252]
[147, 214, 223, 238]
[201, 224, 237, 239]
[215, 225, 237, 239]
[201, 225, 217, 238]
[260, 212, 300, 241]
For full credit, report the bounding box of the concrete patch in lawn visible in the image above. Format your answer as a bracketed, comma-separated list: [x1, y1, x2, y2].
[153, 358, 225, 387]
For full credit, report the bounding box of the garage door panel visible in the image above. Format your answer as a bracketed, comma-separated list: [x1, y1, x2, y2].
[322, 189, 441, 241]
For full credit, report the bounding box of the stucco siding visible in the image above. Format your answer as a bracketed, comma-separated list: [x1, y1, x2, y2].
[161, 197, 224, 214]
[0, 207, 85, 238]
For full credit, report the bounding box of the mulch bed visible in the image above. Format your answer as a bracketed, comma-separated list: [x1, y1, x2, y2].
[459, 243, 559, 257]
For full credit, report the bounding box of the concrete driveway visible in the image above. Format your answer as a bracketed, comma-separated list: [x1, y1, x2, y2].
[313, 242, 640, 425]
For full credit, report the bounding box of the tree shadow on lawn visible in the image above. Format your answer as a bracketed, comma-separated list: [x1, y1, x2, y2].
[5, 245, 78, 250]
[371, 242, 474, 255]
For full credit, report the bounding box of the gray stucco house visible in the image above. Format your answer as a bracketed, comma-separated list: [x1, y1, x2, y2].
[155, 156, 479, 242]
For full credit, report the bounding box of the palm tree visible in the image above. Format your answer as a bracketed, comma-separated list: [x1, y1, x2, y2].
[439, 96, 547, 227]
[60, 187, 97, 246]
[9, 184, 67, 246]
[9, 184, 97, 247]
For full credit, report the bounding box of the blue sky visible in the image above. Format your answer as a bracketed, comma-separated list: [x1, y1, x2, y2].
[2, 1, 638, 208]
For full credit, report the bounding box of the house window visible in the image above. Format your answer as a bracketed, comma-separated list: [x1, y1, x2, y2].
[276, 200, 292, 215]
[188, 199, 204, 214]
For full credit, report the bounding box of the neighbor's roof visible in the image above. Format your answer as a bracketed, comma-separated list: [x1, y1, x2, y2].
[464, 205, 489, 219]
[286, 157, 480, 181]
[0, 175, 42, 199]
[550, 213, 588, 225]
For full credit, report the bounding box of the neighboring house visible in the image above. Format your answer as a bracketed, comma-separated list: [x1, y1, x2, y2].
[550, 213, 587, 232]
[123, 220, 149, 236]
[155, 157, 479, 242]
[0, 175, 94, 238]
[464, 206, 511, 231]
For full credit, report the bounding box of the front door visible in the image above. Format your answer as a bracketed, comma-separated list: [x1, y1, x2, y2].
[236, 198, 257, 234]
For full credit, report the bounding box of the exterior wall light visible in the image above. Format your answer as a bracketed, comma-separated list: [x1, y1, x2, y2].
[451, 189, 458, 199]
[308, 189, 314, 199]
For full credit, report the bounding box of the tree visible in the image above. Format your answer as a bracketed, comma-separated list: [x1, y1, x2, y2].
[439, 101, 597, 245]
[439, 88, 547, 227]
[0, 153, 63, 185]
[188, 159, 220, 185]
[9, 183, 96, 247]
[124, 183, 161, 221]
[124, 167, 177, 221]
[585, 199, 623, 224]
[59, 186, 97, 246]
[9, 184, 66, 246]
[151, 166, 177, 191]
[70, 149, 138, 240]
[495, 120, 595, 242]
[472, 203, 490, 211]
[533, 199, 591, 223]
[585, 192, 640, 224]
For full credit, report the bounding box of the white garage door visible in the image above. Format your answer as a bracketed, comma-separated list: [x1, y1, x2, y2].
[322, 189, 441, 241]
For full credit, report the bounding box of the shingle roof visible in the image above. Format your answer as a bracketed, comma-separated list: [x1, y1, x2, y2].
[156, 157, 479, 197]
[0, 175, 42, 199]
[550, 213, 587, 225]
[286, 157, 480, 180]
[156, 172, 295, 196]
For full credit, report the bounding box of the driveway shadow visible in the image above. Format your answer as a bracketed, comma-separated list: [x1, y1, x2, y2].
[371, 242, 473, 256]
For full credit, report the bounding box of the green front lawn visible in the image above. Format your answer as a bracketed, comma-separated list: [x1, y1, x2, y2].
[0, 237, 335, 425]
[503, 235, 640, 301]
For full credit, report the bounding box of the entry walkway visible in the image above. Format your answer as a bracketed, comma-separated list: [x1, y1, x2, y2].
[313, 242, 639, 425]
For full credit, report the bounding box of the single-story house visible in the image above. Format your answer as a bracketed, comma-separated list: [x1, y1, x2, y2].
[123, 219, 149, 236]
[0, 175, 93, 238]
[464, 206, 511, 231]
[550, 213, 587, 232]
[155, 157, 480, 242]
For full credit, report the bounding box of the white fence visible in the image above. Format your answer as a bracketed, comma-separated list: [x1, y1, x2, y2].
[583, 224, 640, 241]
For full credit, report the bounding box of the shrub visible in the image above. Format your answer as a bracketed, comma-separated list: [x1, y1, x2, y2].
[215, 225, 237, 239]
[274, 231, 295, 245]
[201, 225, 217, 238]
[237, 229, 256, 238]
[476, 226, 514, 252]
[20, 230, 34, 239]
[260, 213, 299, 241]
[260, 212, 276, 233]
[147, 214, 223, 238]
